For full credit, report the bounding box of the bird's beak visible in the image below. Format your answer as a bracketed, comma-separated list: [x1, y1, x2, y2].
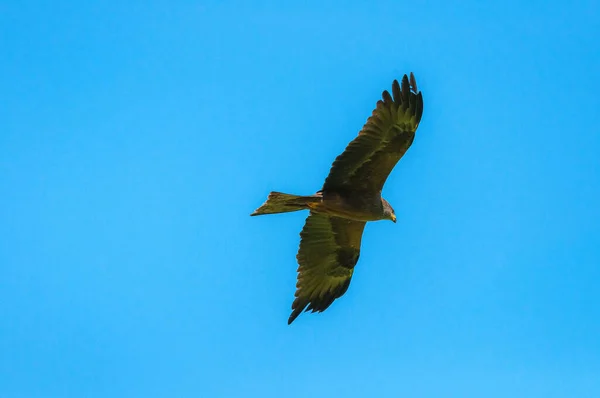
[391, 214, 397, 223]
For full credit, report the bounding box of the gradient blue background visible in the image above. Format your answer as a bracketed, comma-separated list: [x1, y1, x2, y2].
[1, 1, 599, 397]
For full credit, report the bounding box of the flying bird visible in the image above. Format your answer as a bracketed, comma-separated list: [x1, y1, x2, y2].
[252, 73, 424, 324]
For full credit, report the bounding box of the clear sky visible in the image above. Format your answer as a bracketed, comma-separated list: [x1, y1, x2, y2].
[1, 1, 599, 397]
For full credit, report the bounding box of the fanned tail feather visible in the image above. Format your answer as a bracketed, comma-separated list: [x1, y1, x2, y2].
[251, 192, 320, 216]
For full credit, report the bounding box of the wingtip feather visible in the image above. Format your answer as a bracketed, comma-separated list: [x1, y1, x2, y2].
[381, 90, 393, 105]
[288, 306, 303, 325]
[391, 79, 401, 103]
[410, 72, 418, 93]
[401, 74, 410, 100]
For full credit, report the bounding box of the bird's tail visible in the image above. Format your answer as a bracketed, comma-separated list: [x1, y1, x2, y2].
[251, 192, 321, 216]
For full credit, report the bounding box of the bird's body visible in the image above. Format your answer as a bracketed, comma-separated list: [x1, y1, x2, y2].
[258, 190, 390, 222]
[252, 73, 424, 324]
[318, 189, 391, 222]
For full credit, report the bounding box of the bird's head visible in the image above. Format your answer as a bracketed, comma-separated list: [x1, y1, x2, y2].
[381, 198, 396, 223]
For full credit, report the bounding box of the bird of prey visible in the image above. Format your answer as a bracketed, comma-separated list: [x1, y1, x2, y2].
[252, 73, 424, 324]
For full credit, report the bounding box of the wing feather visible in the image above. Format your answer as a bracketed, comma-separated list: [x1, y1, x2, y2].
[288, 212, 366, 324]
[322, 73, 424, 192]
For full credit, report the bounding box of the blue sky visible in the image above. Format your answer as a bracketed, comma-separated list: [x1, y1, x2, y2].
[1, 1, 599, 397]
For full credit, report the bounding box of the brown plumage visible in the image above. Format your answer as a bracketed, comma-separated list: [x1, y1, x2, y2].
[252, 73, 424, 324]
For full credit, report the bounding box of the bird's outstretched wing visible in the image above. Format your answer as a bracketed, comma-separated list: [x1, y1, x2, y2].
[322, 73, 424, 193]
[289, 212, 366, 324]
